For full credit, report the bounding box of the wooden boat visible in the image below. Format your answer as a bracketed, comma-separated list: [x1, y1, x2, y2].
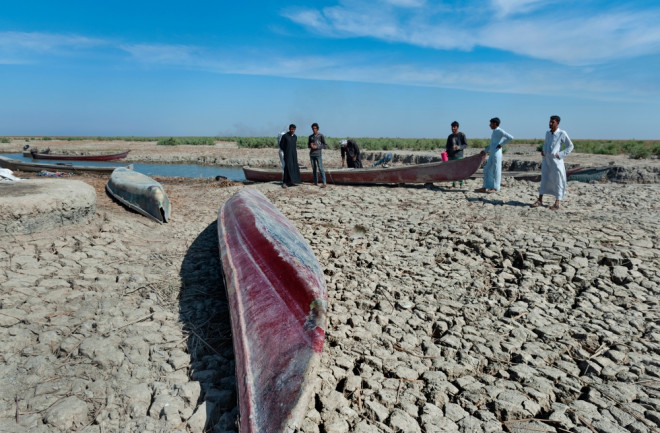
[217, 188, 327, 433]
[244, 152, 486, 185]
[567, 166, 611, 183]
[26, 149, 130, 161]
[0, 155, 131, 175]
[514, 166, 611, 183]
[106, 167, 171, 223]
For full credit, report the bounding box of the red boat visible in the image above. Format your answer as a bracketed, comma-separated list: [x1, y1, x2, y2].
[27, 149, 130, 161]
[217, 189, 328, 433]
[244, 152, 486, 185]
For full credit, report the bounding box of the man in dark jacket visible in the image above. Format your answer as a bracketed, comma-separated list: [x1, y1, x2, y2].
[341, 139, 362, 168]
[279, 124, 301, 188]
[308, 123, 327, 187]
[446, 121, 468, 187]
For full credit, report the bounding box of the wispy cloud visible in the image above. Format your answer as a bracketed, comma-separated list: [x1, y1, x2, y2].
[489, 0, 550, 17]
[0, 31, 108, 66]
[484, 10, 660, 65]
[282, 2, 660, 65]
[382, 0, 426, 7]
[0, 32, 105, 53]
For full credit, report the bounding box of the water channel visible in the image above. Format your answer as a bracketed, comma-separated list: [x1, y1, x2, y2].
[0, 153, 246, 181]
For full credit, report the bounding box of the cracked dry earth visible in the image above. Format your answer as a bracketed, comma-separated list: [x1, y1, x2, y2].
[0, 170, 659, 432]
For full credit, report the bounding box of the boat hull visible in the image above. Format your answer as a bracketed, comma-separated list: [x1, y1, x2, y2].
[0, 155, 130, 174]
[27, 150, 130, 161]
[106, 167, 171, 223]
[217, 189, 327, 433]
[514, 166, 611, 183]
[243, 152, 486, 185]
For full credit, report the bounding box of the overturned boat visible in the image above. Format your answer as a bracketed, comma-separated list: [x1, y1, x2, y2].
[106, 167, 171, 223]
[217, 188, 327, 433]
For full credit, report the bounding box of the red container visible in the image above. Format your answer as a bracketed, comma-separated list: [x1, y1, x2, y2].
[441, 152, 448, 162]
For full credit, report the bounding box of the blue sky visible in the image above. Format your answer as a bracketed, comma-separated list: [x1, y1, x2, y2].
[1, 0, 659, 139]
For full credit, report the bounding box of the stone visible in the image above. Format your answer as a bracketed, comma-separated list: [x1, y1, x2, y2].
[388, 409, 421, 433]
[365, 399, 390, 422]
[43, 396, 89, 430]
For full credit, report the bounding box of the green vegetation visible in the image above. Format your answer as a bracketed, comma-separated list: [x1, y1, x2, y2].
[5, 135, 658, 159]
[535, 139, 659, 159]
[156, 137, 215, 146]
[234, 137, 277, 148]
[63, 136, 159, 142]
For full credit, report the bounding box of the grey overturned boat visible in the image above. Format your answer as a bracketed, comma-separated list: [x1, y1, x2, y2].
[106, 167, 171, 223]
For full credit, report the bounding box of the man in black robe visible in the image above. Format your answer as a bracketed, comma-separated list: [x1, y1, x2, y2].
[279, 124, 301, 187]
[341, 139, 363, 168]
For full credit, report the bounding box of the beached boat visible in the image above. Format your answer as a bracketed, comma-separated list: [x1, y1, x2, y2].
[106, 167, 171, 223]
[244, 152, 486, 185]
[514, 166, 611, 183]
[26, 149, 130, 161]
[217, 188, 327, 433]
[567, 166, 611, 183]
[0, 155, 130, 175]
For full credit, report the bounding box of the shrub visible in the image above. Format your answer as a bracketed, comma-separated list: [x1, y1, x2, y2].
[157, 137, 178, 146]
[625, 142, 651, 159]
[0, 137, 10, 143]
[651, 141, 660, 156]
[156, 137, 216, 146]
[236, 137, 276, 148]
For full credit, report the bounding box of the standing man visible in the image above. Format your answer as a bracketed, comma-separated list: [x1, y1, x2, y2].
[308, 123, 327, 187]
[341, 139, 363, 168]
[280, 124, 301, 188]
[477, 117, 513, 193]
[446, 121, 468, 187]
[532, 115, 574, 210]
[277, 126, 287, 183]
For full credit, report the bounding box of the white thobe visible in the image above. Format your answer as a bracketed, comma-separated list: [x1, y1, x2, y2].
[539, 128, 574, 200]
[278, 130, 286, 180]
[482, 127, 513, 190]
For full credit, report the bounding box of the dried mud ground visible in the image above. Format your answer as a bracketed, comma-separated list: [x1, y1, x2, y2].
[0, 141, 659, 433]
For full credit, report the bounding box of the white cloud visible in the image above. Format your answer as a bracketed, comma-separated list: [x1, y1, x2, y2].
[283, 3, 660, 66]
[382, 0, 426, 7]
[285, 6, 475, 50]
[482, 10, 660, 65]
[489, 0, 549, 17]
[0, 31, 103, 53]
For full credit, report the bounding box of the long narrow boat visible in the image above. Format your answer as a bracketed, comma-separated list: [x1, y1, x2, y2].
[217, 189, 328, 433]
[244, 152, 486, 185]
[106, 167, 171, 223]
[513, 166, 612, 183]
[27, 149, 130, 161]
[0, 155, 130, 175]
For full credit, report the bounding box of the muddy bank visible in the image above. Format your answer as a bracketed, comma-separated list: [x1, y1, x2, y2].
[0, 142, 659, 432]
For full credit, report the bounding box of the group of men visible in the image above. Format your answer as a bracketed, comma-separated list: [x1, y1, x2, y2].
[278, 123, 362, 188]
[449, 116, 574, 210]
[278, 116, 575, 210]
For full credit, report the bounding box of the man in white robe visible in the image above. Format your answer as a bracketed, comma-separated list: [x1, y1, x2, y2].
[477, 117, 513, 192]
[532, 115, 574, 210]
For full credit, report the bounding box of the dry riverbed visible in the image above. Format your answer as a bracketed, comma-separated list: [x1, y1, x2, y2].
[0, 140, 659, 432]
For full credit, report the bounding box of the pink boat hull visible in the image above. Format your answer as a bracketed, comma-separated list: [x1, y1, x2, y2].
[217, 189, 327, 433]
[244, 152, 486, 185]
